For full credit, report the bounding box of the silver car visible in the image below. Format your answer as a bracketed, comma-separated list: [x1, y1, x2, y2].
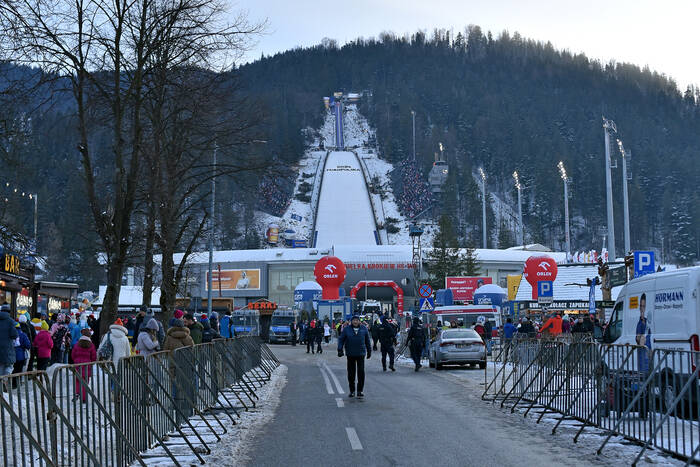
[429, 329, 486, 370]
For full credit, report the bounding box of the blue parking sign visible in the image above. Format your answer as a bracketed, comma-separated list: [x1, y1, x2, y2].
[538, 281, 553, 298]
[634, 251, 655, 278]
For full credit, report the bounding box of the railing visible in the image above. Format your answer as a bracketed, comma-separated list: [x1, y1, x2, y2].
[483, 337, 700, 463]
[351, 150, 382, 245]
[0, 336, 279, 466]
[310, 150, 330, 246]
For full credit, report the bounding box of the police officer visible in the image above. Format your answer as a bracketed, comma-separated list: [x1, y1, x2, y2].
[377, 316, 397, 371]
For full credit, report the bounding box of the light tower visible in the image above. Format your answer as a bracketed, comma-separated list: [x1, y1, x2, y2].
[512, 171, 523, 246]
[478, 167, 487, 249]
[617, 139, 631, 255]
[557, 161, 571, 259]
[602, 117, 617, 260]
[411, 110, 416, 161]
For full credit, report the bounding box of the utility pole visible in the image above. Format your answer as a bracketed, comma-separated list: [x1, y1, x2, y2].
[411, 110, 416, 161]
[207, 144, 217, 315]
[557, 161, 571, 259]
[602, 117, 617, 260]
[479, 168, 487, 249]
[512, 171, 523, 246]
[617, 139, 631, 255]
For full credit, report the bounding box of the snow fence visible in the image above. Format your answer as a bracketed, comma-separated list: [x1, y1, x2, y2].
[0, 336, 279, 466]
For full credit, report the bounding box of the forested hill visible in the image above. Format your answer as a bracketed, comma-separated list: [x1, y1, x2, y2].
[239, 27, 700, 265]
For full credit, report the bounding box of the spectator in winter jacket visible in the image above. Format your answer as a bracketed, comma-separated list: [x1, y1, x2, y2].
[407, 317, 425, 371]
[131, 308, 146, 346]
[377, 316, 397, 371]
[136, 319, 161, 356]
[168, 309, 185, 329]
[0, 306, 18, 377]
[200, 316, 221, 343]
[209, 311, 220, 333]
[163, 319, 194, 351]
[50, 314, 71, 364]
[337, 315, 371, 397]
[140, 309, 165, 346]
[517, 317, 536, 337]
[12, 322, 31, 376]
[219, 311, 232, 338]
[540, 313, 563, 336]
[71, 329, 96, 402]
[184, 314, 203, 345]
[33, 325, 53, 371]
[97, 319, 132, 366]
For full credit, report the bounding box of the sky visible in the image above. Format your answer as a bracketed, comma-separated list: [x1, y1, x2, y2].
[234, 0, 698, 90]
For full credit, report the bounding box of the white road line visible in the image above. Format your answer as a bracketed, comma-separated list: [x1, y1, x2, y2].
[323, 361, 345, 394]
[335, 397, 345, 408]
[319, 364, 334, 395]
[345, 427, 363, 450]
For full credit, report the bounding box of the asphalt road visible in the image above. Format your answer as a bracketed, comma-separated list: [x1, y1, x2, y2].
[243, 340, 626, 467]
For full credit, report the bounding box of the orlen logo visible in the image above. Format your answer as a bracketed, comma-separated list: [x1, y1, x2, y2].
[324, 264, 338, 278]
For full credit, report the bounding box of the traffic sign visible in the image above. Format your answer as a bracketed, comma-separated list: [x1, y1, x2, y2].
[419, 284, 433, 298]
[537, 281, 553, 305]
[419, 298, 434, 311]
[634, 251, 655, 278]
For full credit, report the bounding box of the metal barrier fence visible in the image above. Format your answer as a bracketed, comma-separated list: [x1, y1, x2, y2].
[483, 337, 700, 464]
[0, 336, 279, 466]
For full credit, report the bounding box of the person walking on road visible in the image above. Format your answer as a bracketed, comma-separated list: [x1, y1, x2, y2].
[407, 317, 425, 371]
[290, 320, 297, 346]
[338, 315, 371, 398]
[377, 316, 397, 371]
[306, 320, 316, 354]
[315, 320, 323, 353]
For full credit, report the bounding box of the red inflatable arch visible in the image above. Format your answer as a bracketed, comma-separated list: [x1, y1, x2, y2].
[349, 280, 404, 315]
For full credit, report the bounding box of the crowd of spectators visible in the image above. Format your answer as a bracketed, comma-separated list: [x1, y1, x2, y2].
[259, 175, 291, 217]
[396, 160, 432, 219]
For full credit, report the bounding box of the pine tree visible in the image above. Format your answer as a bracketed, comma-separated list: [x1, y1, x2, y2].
[426, 215, 481, 289]
[670, 199, 697, 265]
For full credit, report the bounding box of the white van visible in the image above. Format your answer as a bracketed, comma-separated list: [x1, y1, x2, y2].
[604, 266, 700, 352]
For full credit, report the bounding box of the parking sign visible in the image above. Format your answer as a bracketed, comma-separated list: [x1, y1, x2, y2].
[537, 281, 553, 305]
[633, 251, 655, 278]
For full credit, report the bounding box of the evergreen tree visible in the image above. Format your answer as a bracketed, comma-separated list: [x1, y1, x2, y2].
[426, 215, 472, 290]
[670, 199, 697, 265]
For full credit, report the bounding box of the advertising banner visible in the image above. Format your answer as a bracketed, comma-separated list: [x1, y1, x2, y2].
[445, 277, 492, 302]
[206, 269, 261, 291]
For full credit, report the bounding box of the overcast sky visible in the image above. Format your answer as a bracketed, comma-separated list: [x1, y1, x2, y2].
[235, 0, 698, 90]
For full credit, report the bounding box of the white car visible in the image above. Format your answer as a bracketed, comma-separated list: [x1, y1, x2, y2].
[429, 328, 486, 370]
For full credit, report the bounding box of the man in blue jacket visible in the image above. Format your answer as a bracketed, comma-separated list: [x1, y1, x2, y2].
[338, 314, 371, 398]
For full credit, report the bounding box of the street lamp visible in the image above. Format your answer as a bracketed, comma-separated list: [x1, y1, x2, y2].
[206, 143, 218, 315]
[557, 161, 571, 259]
[602, 117, 617, 260]
[478, 167, 487, 249]
[512, 171, 523, 246]
[411, 110, 416, 161]
[617, 139, 631, 254]
[438, 142, 444, 162]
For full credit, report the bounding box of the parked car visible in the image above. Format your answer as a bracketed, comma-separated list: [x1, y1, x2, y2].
[429, 328, 486, 370]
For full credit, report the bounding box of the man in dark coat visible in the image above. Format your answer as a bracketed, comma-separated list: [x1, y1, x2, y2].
[407, 317, 425, 371]
[338, 315, 371, 398]
[314, 320, 323, 353]
[289, 320, 296, 346]
[371, 320, 380, 351]
[377, 316, 397, 371]
[0, 305, 18, 377]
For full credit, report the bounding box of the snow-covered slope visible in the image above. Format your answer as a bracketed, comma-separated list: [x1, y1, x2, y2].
[314, 151, 377, 247]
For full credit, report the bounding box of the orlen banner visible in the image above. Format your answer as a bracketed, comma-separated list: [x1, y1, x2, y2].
[206, 269, 261, 290]
[523, 256, 558, 299]
[445, 277, 492, 302]
[314, 256, 347, 300]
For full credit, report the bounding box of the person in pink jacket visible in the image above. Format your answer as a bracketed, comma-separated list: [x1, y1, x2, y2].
[71, 329, 96, 402]
[33, 324, 53, 371]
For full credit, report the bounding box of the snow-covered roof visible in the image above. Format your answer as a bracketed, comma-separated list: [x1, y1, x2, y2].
[94, 285, 161, 307]
[164, 245, 566, 269]
[514, 264, 622, 302]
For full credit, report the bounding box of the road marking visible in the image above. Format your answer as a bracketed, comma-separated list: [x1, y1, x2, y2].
[345, 427, 363, 450]
[322, 361, 345, 394]
[319, 364, 334, 394]
[335, 397, 344, 408]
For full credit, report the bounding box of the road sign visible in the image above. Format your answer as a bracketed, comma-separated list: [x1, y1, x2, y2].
[419, 284, 433, 298]
[537, 281, 553, 305]
[419, 298, 434, 311]
[634, 251, 655, 278]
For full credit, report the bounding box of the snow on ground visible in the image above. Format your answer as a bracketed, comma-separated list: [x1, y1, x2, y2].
[140, 364, 288, 466]
[314, 151, 377, 247]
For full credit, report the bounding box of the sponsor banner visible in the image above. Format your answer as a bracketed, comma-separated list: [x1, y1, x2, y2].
[345, 262, 415, 270]
[445, 277, 492, 302]
[653, 288, 684, 311]
[206, 269, 261, 291]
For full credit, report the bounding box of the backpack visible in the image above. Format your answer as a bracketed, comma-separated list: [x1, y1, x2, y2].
[53, 326, 68, 351]
[97, 332, 113, 360]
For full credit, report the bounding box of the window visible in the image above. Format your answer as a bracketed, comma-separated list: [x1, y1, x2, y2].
[605, 301, 623, 343]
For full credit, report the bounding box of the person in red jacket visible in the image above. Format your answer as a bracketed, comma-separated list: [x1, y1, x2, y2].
[540, 313, 563, 336]
[33, 324, 53, 370]
[71, 329, 96, 402]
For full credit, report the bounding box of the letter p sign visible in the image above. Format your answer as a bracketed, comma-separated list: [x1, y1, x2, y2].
[538, 281, 553, 297]
[634, 251, 655, 278]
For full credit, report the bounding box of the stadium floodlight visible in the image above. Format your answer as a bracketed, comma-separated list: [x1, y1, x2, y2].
[616, 139, 631, 254]
[512, 171, 523, 245]
[478, 167, 487, 248]
[557, 161, 571, 259]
